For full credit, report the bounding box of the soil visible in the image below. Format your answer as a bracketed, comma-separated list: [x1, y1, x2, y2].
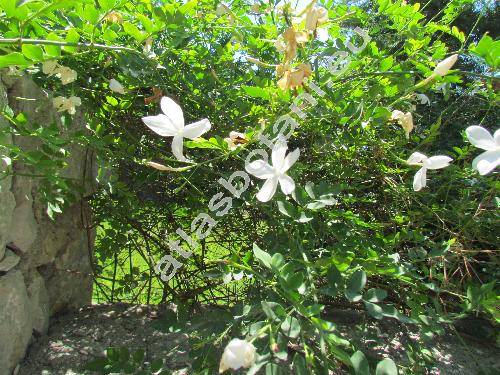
[17, 304, 500, 375]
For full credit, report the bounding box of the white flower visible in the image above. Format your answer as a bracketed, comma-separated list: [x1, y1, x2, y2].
[52, 96, 81, 115]
[219, 338, 256, 373]
[42, 60, 77, 84]
[274, 37, 286, 53]
[317, 27, 329, 42]
[407, 152, 453, 191]
[55, 66, 77, 85]
[391, 110, 414, 139]
[223, 271, 247, 284]
[304, 5, 328, 32]
[216, 3, 230, 15]
[109, 78, 125, 94]
[415, 93, 430, 105]
[224, 131, 248, 150]
[465, 125, 500, 175]
[42, 60, 58, 75]
[141, 97, 211, 162]
[245, 140, 299, 202]
[433, 54, 458, 77]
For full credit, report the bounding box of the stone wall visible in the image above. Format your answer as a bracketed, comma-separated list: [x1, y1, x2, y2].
[0, 71, 95, 374]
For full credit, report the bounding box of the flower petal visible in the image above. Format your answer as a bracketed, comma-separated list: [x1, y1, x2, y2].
[466, 126, 496, 151]
[256, 177, 279, 202]
[271, 140, 288, 170]
[413, 167, 427, 191]
[282, 148, 300, 172]
[171, 135, 187, 161]
[279, 174, 295, 195]
[317, 28, 329, 42]
[424, 155, 452, 170]
[494, 128, 500, 146]
[142, 114, 179, 137]
[245, 160, 275, 179]
[182, 118, 211, 139]
[472, 150, 500, 175]
[160, 97, 184, 128]
[407, 152, 427, 165]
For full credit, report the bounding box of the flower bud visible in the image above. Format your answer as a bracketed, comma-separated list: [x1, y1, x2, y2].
[219, 339, 256, 373]
[433, 54, 458, 77]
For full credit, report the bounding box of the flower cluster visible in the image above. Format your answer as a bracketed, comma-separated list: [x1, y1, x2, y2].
[141, 97, 300, 202]
[42, 60, 77, 85]
[273, 1, 329, 90]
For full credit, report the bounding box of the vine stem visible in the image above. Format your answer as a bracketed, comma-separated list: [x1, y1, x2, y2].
[0, 38, 139, 53]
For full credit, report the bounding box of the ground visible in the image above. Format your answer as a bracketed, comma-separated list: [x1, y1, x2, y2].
[17, 304, 500, 375]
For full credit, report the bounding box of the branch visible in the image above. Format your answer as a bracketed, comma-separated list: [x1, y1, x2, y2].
[0, 38, 139, 53]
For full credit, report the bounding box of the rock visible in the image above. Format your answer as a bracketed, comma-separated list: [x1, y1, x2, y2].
[0, 77, 15, 257]
[0, 270, 33, 375]
[26, 270, 50, 335]
[0, 249, 20, 272]
[0, 71, 96, 371]
[8, 183, 37, 257]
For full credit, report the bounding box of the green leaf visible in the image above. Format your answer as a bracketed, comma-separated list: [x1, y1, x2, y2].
[106, 347, 120, 362]
[470, 34, 500, 69]
[185, 137, 221, 149]
[379, 56, 393, 71]
[365, 302, 384, 319]
[253, 243, 272, 269]
[364, 288, 387, 302]
[277, 200, 297, 218]
[22, 44, 43, 61]
[292, 354, 307, 375]
[270, 253, 284, 270]
[242, 85, 270, 100]
[375, 358, 398, 375]
[0, 52, 28, 68]
[179, 0, 198, 14]
[351, 351, 370, 375]
[345, 270, 366, 302]
[132, 349, 145, 363]
[286, 272, 304, 291]
[261, 301, 285, 321]
[44, 33, 62, 57]
[123, 21, 147, 42]
[98, 0, 116, 11]
[265, 363, 283, 375]
[64, 28, 80, 52]
[151, 359, 164, 372]
[280, 316, 300, 338]
[84, 357, 109, 370]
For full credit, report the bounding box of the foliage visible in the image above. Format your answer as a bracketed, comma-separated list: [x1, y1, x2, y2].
[0, 0, 498, 374]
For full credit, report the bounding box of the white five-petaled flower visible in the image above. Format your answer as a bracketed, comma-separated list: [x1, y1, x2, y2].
[52, 96, 81, 115]
[415, 93, 430, 105]
[42, 60, 77, 85]
[219, 338, 256, 373]
[433, 54, 458, 77]
[224, 131, 248, 150]
[465, 125, 500, 175]
[141, 97, 211, 162]
[109, 78, 125, 94]
[391, 110, 414, 139]
[245, 140, 299, 202]
[407, 152, 453, 191]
